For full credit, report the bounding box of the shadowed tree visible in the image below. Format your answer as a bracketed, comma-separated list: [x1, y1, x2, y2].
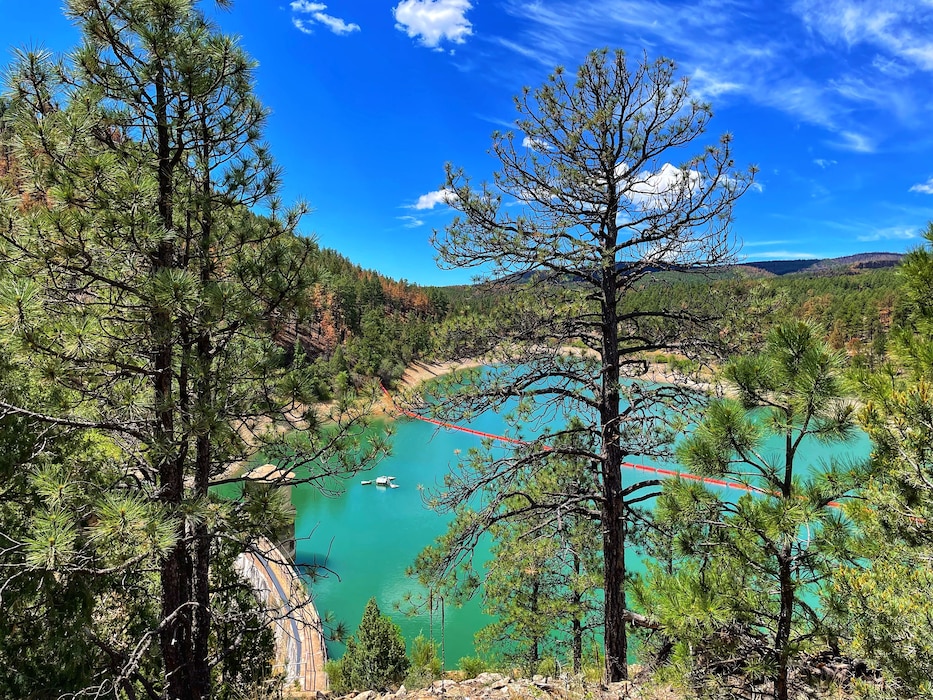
[0, 1, 385, 697]
[326, 598, 410, 694]
[831, 226, 933, 695]
[416, 48, 755, 682]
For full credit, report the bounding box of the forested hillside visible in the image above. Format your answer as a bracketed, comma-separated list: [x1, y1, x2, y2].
[622, 266, 901, 364]
[0, 136, 448, 390]
[446, 264, 902, 372]
[278, 246, 449, 386]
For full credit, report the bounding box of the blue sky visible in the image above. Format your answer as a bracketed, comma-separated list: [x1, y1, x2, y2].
[3, 1, 933, 285]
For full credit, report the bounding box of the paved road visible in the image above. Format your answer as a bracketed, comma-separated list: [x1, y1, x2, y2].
[237, 539, 328, 692]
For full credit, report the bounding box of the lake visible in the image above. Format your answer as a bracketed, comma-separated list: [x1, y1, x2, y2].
[292, 395, 872, 665]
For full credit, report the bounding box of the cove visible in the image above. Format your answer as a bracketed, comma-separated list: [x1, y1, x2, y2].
[292, 395, 873, 664]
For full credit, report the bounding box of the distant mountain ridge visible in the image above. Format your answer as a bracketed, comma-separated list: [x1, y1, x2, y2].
[737, 252, 903, 277]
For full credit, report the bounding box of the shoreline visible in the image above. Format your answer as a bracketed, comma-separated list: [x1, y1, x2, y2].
[396, 358, 486, 391]
[389, 353, 714, 399]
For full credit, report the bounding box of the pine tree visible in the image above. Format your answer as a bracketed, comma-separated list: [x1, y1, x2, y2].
[831, 225, 933, 695]
[420, 48, 754, 681]
[0, 1, 384, 697]
[331, 598, 410, 693]
[643, 321, 861, 700]
[420, 420, 601, 675]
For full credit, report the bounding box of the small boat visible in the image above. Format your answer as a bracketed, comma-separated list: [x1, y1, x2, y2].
[375, 476, 390, 486]
[361, 480, 372, 485]
[389, 483, 400, 489]
[386, 476, 396, 481]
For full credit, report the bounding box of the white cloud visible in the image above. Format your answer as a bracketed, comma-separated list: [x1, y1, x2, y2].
[623, 163, 702, 210]
[314, 13, 360, 34]
[856, 226, 919, 242]
[393, 0, 473, 48]
[398, 215, 425, 228]
[292, 17, 314, 35]
[522, 135, 552, 151]
[813, 158, 838, 168]
[410, 189, 457, 210]
[910, 177, 933, 194]
[290, 1, 360, 36]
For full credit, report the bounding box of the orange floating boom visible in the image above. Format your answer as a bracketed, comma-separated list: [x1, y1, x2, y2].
[381, 384, 842, 509]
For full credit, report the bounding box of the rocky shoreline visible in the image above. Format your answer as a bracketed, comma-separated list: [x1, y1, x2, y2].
[324, 673, 646, 700]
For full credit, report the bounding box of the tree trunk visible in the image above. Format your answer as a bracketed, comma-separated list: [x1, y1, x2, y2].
[190, 435, 212, 699]
[528, 579, 540, 676]
[571, 554, 582, 674]
[774, 427, 794, 700]
[150, 57, 197, 700]
[187, 115, 216, 700]
[775, 549, 793, 700]
[600, 238, 627, 683]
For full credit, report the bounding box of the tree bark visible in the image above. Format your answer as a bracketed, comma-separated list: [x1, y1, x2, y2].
[774, 426, 794, 700]
[151, 55, 197, 700]
[775, 549, 793, 700]
[189, 111, 216, 700]
[601, 228, 628, 682]
[571, 554, 583, 674]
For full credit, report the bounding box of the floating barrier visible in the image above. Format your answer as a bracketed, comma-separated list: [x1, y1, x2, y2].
[381, 384, 842, 509]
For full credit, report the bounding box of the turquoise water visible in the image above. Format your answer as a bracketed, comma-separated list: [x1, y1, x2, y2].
[292, 414, 500, 664]
[292, 403, 872, 664]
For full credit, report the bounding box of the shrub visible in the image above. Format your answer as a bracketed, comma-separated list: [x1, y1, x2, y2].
[536, 657, 558, 677]
[403, 635, 442, 689]
[324, 659, 348, 694]
[459, 656, 486, 679]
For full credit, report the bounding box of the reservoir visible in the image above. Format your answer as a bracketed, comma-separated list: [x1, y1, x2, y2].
[293, 407, 505, 664]
[292, 393, 872, 664]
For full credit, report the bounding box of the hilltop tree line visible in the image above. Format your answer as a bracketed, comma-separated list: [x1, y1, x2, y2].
[0, 3, 930, 700]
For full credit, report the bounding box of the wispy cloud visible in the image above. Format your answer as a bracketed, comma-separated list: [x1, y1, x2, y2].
[290, 1, 360, 35]
[393, 0, 473, 49]
[856, 225, 919, 242]
[398, 215, 425, 228]
[741, 239, 793, 247]
[910, 177, 933, 194]
[813, 158, 837, 168]
[689, 67, 744, 101]
[474, 113, 518, 130]
[793, 0, 933, 71]
[490, 0, 932, 154]
[744, 251, 820, 260]
[832, 131, 875, 153]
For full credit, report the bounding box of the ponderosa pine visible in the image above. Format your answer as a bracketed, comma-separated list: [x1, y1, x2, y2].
[0, 1, 385, 697]
[420, 49, 754, 682]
